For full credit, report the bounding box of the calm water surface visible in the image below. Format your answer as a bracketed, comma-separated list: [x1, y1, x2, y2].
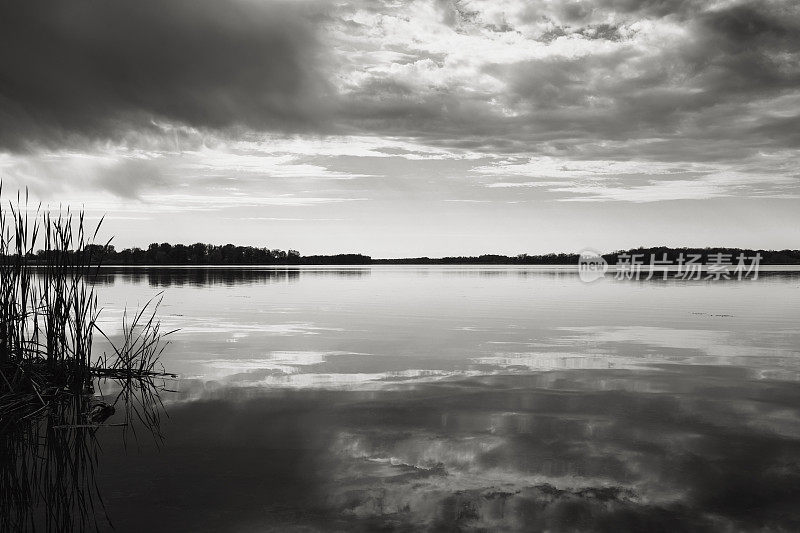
[91, 267, 800, 532]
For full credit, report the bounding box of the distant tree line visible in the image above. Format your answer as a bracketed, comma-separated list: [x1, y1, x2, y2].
[373, 254, 579, 265]
[80, 244, 373, 265]
[300, 254, 372, 265]
[9, 244, 800, 265]
[375, 248, 800, 265]
[84, 243, 302, 265]
[600, 247, 800, 265]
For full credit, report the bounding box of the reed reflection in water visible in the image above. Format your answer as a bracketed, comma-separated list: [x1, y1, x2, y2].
[1, 374, 171, 531]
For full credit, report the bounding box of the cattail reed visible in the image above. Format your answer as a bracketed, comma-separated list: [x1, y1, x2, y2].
[0, 186, 175, 531]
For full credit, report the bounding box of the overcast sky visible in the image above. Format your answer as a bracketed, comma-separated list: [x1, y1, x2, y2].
[1, 0, 798, 256]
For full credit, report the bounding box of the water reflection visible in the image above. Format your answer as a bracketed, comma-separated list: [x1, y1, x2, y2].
[93, 365, 800, 532]
[92, 265, 800, 288]
[1, 391, 103, 532]
[93, 267, 371, 287]
[81, 268, 800, 530]
[0, 375, 169, 531]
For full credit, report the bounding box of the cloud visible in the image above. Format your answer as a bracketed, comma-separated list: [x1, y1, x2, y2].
[138, 193, 365, 212]
[4, 0, 799, 162]
[94, 158, 167, 199]
[474, 153, 800, 202]
[2, 0, 799, 213]
[0, 0, 332, 150]
[328, 0, 800, 162]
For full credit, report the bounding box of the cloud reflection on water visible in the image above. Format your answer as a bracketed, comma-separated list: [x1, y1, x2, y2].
[97, 365, 800, 531]
[88, 267, 800, 531]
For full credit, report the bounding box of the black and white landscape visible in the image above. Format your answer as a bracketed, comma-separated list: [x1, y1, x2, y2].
[2, 1, 800, 532]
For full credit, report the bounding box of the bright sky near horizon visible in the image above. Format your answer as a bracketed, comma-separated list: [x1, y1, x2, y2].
[1, 0, 799, 256]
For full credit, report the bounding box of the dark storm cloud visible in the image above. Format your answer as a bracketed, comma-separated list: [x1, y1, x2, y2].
[2, 0, 799, 163]
[693, 4, 800, 92]
[0, 0, 331, 150]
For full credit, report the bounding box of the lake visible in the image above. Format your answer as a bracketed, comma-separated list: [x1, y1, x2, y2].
[89, 266, 800, 532]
